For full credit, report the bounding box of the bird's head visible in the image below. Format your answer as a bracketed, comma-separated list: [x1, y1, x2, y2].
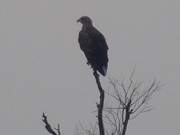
[77, 16, 93, 25]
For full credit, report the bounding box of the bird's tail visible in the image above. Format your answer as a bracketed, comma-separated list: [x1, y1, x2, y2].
[98, 65, 107, 76]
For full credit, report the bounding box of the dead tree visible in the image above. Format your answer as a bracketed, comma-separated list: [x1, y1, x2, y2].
[104, 74, 161, 135]
[42, 71, 160, 135]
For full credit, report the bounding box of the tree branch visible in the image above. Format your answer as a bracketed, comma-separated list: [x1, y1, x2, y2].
[93, 70, 105, 135]
[42, 112, 61, 135]
[104, 75, 160, 135]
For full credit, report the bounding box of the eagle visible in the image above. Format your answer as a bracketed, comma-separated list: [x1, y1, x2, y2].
[77, 16, 109, 76]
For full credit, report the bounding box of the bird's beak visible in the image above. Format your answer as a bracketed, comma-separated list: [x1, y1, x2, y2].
[77, 19, 80, 23]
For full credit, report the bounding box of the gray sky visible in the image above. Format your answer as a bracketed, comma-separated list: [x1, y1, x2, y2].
[0, 0, 179, 135]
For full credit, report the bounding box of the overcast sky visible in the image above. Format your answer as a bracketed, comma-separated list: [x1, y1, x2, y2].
[0, 0, 179, 135]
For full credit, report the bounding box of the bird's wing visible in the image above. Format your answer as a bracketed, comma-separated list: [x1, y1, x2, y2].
[90, 27, 109, 51]
[89, 27, 109, 64]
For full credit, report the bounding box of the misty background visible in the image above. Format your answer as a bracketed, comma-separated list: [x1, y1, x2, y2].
[0, 0, 179, 135]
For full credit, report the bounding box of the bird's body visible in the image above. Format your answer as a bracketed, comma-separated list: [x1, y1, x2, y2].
[77, 16, 108, 76]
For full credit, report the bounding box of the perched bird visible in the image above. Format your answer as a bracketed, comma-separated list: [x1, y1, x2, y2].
[77, 16, 109, 76]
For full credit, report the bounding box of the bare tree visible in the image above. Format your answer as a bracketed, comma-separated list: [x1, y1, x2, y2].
[42, 72, 161, 135]
[104, 73, 161, 135]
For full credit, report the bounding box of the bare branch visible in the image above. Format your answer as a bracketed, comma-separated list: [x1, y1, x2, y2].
[42, 113, 61, 135]
[105, 75, 161, 135]
[54, 124, 61, 135]
[93, 70, 105, 135]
